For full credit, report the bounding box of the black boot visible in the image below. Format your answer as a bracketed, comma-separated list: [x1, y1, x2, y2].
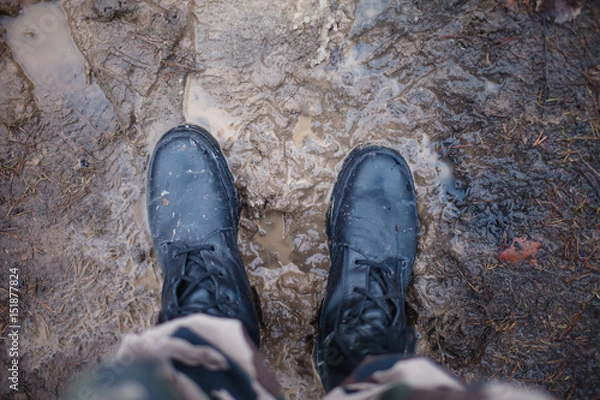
[317, 145, 419, 391]
[147, 124, 260, 346]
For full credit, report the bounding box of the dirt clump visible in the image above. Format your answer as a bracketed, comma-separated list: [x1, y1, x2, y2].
[0, 36, 37, 126]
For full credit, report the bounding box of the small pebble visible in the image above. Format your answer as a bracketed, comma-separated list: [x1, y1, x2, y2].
[131, 247, 146, 264]
[240, 218, 259, 233]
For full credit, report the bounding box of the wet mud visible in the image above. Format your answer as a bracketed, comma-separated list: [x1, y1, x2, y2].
[1, 0, 599, 399]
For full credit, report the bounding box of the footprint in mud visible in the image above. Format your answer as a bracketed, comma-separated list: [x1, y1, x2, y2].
[0, 1, 118, 136]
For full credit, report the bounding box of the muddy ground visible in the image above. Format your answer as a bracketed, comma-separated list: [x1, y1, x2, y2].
[0, 0, 599, 398]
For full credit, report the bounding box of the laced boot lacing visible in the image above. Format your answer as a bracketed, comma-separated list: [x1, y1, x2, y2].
[326, 257, 416, 367]
[167, 244, 237, 318]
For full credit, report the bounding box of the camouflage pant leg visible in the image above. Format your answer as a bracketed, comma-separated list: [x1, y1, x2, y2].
[68, 314, 281, 400]
[323, 355, 554, 400]
[68, 315, 553, 400]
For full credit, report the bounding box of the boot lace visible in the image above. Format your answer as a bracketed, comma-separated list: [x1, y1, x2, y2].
[329, 258, 415, 366]
[168, 244, 236, 318]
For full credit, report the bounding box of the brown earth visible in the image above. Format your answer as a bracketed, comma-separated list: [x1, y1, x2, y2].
[0, 0, 599, 399]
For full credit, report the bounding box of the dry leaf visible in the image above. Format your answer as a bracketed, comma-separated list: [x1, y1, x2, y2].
[499, 237, 543, 265]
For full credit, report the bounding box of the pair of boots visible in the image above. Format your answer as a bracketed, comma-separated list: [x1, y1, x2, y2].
[148, 124, 418, 392]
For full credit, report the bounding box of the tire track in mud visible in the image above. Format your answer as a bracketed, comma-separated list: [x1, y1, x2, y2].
[0, 3, 161, 396]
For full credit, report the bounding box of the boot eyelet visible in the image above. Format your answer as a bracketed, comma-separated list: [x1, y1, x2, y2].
[210, 245, 216, 251]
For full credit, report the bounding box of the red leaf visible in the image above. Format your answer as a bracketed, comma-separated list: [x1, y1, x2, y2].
[499, 237, 542, 265]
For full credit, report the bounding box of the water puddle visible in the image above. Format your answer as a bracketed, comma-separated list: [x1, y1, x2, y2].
[292, 116, 323, 148]
[184, 74, 239, 142]
[252, 211, 294, 267]
[1, 2, 116, 134]
[1, 2, 80, 90]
